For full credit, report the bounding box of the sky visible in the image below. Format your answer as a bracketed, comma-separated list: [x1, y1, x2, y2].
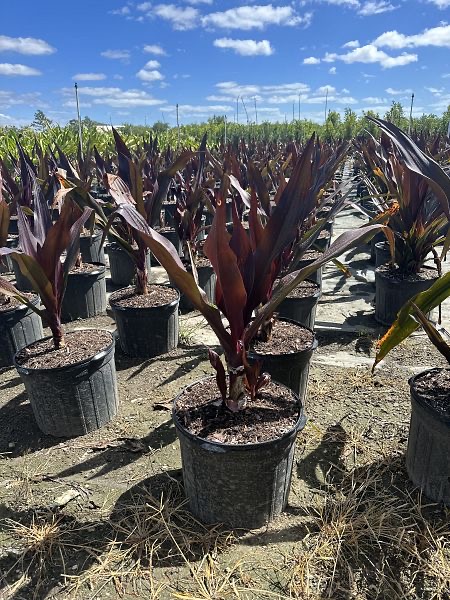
[0, 0, 449, 127]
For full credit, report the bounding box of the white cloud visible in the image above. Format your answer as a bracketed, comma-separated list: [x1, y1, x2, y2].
[0, 63, 41, 76]
[211, 81, 310, 102]
[137, 2, 152, 10]
[110, 5, 131, 15]
[101, 49, 131, 60]
[385, 87, 413, 94]
[0, 90, 46, 110]
[373, 24, 450, 49]
[427, 0, 450, 8]
[72, 73, 106, 81]
[143, 44, 167, 56]
[304, 56, 320, 64]
[358, 1, 397, 16]
[0, 35, 55, 55]
[136, 60, 164, 82]
[185, 0, 213, 3]
[152, 4, 199, 30]
[329, 66, 337, 74]
[62, 86, 167, 108]
[202, 5, 312, 30]
[214, 38, 274, 56]
[343, 40, 360, 48]
[362, 96, 386, 103]
[324, 44, 417, 68]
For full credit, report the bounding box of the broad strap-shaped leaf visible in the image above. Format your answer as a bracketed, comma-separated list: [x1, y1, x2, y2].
[410, 304, 450, 364]
[0, 276, 41, 316]
[367, 117, 450, 219]
[114, 203, 234, 357]
[244, 224, 388, 345]
[0, 172, 10, 248]
[374, 271, 450, 369]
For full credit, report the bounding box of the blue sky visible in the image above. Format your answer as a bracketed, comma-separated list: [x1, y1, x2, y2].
[0, 0, 449, 127]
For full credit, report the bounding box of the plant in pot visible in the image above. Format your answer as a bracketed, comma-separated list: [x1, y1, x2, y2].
[0, 172, 44, 367]
[85, 130, 195, 358]
[373, 272, 450, 505]
[365, 118, 450, 326]
[116, 152, 386, 529]
[0, 168, 119, 438]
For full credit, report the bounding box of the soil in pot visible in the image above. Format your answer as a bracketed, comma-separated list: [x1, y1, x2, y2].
[407, 369, 450, 505]
[375, 265, 438, 326]
[14, 329, 119, 437]
[107, 244, 152, 287]
[249, 319, 317, 405]
[173, 377, 306, 528]
[296, 250, 323, 287]
[277, 279, 321, 329]
[0, 294, 43, 368]
[62, 263, 107, 322]
[110, 284, 179, 358]
[80, 230, 105, 264]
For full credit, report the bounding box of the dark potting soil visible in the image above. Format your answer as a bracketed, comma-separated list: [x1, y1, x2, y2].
[300, 249, 322, 261]
[275, 279, 319, 299]
[0, 293, 37, 313]
[252, 320, 314, 355]
[70, 263, 103, 274]
[184, 256, 211, 270]
[109, 285, 178, 309]
[175, 379, 299, 444]
[15, 329, 112, 369]
[377, 264, 438, 282]
[412, 369, 450, 420]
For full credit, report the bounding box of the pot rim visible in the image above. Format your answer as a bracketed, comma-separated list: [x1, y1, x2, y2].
[409, 367, 450, 425]
[172, 375, 306, 450]
[249, 318, 318, 359]
[109, 283, 180, 311]
[375, 264, 439, 281]
[14, 328, 115, 375]
[68, 262, 106, 277]
[0, 294, 40, 316]
[277, 278, 322, 302]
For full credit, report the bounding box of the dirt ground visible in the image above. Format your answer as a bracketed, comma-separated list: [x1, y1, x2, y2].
[0, 216, 449, 599]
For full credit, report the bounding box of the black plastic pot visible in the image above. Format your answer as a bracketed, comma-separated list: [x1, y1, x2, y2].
[296, 255, 323, 288]
[163, 202, 176, 226]
[374, 241, 391, 268]
[12, 258, 33, 292]
[249, 319, 318, 404]
[314, 232, 331, 252]
[0, 296, 43, 368]
[110, 285, 179, 358]
[80, 230, 105, 264]
[407, 369, 450, 505]
[107, 244, 151, 287]
[375, 267, 439, 326]
[160, 228, 182, 257]
[8, 216, 18, 235]
[14, 330, 119, 437]
[61, 264, 107, 322]
[370, 232, 385, 263]
[277, 280, 321, 329]
[173, 377, 306, 528]
[179, 265, 216, 312]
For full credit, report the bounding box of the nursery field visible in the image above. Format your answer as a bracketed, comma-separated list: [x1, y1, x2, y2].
[0, 206, 449, 600]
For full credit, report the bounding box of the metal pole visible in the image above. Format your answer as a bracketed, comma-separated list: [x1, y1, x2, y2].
[254, 97, 258, 125]
[241, 96, 249, 124]
[409, 93, 415, 135]
[292, 102, 295, 122]
[74, 82, 83, 157]
[176, 103, 180, 149]
[236, 96, 239, 124]
[298, 93, 301, 120]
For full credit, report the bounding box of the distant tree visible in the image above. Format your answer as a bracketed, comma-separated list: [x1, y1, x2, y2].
[343, 108, 359, 139]
[31, 110, 53, 131]
[152, 120, 169, 134]
[384, 101, 408, 130]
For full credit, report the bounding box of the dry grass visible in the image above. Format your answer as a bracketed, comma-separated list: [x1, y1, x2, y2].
[281, 456, 450, 600]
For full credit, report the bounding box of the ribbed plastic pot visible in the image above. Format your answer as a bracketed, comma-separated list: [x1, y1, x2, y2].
[296, 256, 323, 288]
[110, 285, 179, 358]
[160, 228, 182, 257]
[12, 258, 33, 292]
[14, 330, 119, 437]
[80, 230, 105, 264]
[375, 267, 439, 326]
[374, 241, 391, 268]
[179, 265, 216, 312]
[407, 369, 450, 505]
[8, 216, 18, 235]
[163, 202, 176, 226]
[107, 243, 151, 287]
[277, 280, 321, 329]
[61, 263, 107, 322]
[370, 232, 385, 263]
[248, 319, 318, 404]
[0, 296, 44, 368]
[173, 377, 307, 528]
